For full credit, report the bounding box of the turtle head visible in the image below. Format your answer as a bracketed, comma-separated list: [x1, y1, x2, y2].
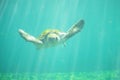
[47, 33, 60, 43]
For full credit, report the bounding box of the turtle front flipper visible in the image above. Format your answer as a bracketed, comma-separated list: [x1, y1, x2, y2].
[18, 29, 43, 44]
[64, 19, 84, 40]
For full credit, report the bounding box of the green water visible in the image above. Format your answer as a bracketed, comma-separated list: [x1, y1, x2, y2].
[0, 0, 120, 80]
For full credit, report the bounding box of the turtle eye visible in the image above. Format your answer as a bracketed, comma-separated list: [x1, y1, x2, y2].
[55, 37, 58, 40]
[54, 37, 57, 40]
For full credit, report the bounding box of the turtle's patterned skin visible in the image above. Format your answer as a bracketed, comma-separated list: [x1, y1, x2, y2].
[18, 19, 84, 49]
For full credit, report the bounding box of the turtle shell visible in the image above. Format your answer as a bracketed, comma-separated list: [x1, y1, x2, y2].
[37, 29, 61, 40]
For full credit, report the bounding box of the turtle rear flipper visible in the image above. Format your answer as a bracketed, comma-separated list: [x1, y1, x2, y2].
[64, 19, 84, 40]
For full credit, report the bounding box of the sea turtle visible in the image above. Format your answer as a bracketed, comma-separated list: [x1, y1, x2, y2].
[18, 19, 84, 49]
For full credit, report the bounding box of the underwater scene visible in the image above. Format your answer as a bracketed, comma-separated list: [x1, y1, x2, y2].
[0, 0, 120, 80]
